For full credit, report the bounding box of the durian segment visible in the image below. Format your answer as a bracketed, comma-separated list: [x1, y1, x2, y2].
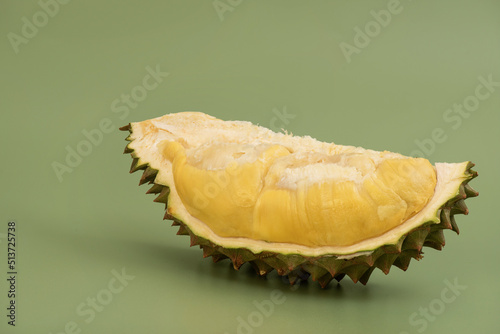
[127, 112, 471, 258]
[162, 140, 291, 239]
[254, 157, 435, 247]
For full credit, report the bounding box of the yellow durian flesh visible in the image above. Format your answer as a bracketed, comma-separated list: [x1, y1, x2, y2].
[161, 137, 436, 248]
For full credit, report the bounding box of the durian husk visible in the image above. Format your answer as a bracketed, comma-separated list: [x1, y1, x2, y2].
[120, 123, 478, 287]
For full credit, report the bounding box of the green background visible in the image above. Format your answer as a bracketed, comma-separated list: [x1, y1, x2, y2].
[1, 0, 499, 333]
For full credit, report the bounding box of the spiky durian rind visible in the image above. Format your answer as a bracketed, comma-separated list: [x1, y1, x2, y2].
[120, 124, 478, 287]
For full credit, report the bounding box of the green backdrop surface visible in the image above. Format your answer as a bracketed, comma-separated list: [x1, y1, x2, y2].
[1, 1, 499, 333]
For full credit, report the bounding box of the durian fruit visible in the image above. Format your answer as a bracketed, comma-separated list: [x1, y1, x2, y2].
[120, 112, 478, 287]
